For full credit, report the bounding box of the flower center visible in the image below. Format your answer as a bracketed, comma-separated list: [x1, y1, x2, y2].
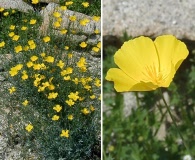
[142, 64, 167, 85]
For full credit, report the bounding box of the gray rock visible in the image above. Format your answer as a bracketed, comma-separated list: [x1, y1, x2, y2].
[0, 0, 33, 12]
[103, 0, 195, 40]
[39, 0, 60, 3]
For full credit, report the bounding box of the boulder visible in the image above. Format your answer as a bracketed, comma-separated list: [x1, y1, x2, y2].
[103, 0, 195, 40]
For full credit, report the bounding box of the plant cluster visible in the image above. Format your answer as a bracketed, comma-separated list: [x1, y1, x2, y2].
[0, 0, 101, 159]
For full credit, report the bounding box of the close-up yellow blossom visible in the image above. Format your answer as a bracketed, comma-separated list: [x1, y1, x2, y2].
[94, 29, 100, 34]
[22, 100, 29, 106]
[30, 19, 37, 25]
[43, 36, 50, 43]
[60, 129, 69, 138]
[81, 108, 90, 115]
[26, 61, 33, 68]
[82, 2, 89, 8]
[106, 35, 189, 92]
[90, 95, 96, 99]
[53, 104, 62, 112]
[79, 42, 87, 48]
[53, 21, 61, 28]
[52, 115, 60, 121]
[9, 87, 16, 94]
[25, 124, 33, 132]
[64, 46, 69, 50]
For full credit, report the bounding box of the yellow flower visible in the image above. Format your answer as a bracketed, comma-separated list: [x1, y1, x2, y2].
[65, 1, 73, 6]
[106, 35, 189, 92]
[33, 64, 42, 70]
[22, 73, 28, 80]
[90, 105, 95, 112]
[52, 115, 59, 121]
[21, 26, 27, 30]
[30, 55, 38, 61]
[41, 52, 46, 57]
[94, 29, 100, 34]
[8, 32, 15, 37]
[0, 7, 4, 12]
[57, 60, 64, 69]
[30, 19, 36, 24]
[68, 53, 73, 58]
[92, 16, 100, 22]
[14, 45, 22, 53]
[3, 12, 9, 16]
[25, 124, 33, 132]
[81, 108, 90, 115]
[92, 47, 100, 53]
[69, 15, 76, 21]
[48, 92, 58, 99]
[60, 129, 69, 138]
[72, 78, 79, 85]
[9, 87, 16, 94]
[26, 61, 33, 68]
[65, 99, 75, 106]
[53, 11, 61, 18]
[60, 5, 67, 10]
[53, 21, 61, 28]
[43, 36, 50, 43]
[64, 46, 70, 51]
[12, 35, 20, 41]
[53, 104, 62, 112]
[79, 42, 87, 48]
[68, 114, 73, 120]
[94, 78, 101, 87]
[45, 56, 54, 63]
[79, 18, 90, 26]
[82, 2, 89, 8]
[90, 95, 96, 99]
[60, 29, 67, 34]
[68, 91, 79, 101]
[9, 25, 15, 30]
[97, 42, 101, 48]
[64, 76, 70, 80]
[22, 100, 29, 106]
[23, 45, 29, 51]
[0, 41, 5, 48]
[32, 0, 39, 4]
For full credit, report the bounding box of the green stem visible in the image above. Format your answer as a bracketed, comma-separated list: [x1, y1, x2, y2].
[135, 92, 140, 108]
[158, 89, 189, 152]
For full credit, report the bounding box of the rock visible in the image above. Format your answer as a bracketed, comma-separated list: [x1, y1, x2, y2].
[40, 3, 101, 36]
[0, 0, 33, 12]
[39, 0, 60, 3]
[103, 0, 195, 40]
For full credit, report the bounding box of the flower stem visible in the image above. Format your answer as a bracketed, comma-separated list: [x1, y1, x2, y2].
[158, 89, 189, 152]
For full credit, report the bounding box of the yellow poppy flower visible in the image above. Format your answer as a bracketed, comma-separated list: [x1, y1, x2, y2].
[106, 35, 189, 92]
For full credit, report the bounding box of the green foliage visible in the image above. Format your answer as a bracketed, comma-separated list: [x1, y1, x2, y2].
[0, 2, 100, 159]
[103, 34, 195, 160]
